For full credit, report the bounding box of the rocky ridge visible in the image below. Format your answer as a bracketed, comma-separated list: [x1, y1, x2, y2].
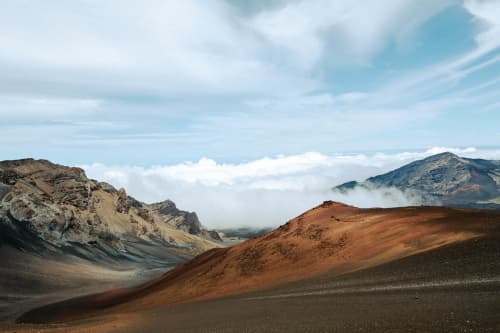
[335, 152, 500, 209]
[0, 159, 218, 264]
[148, 200, 221, 242]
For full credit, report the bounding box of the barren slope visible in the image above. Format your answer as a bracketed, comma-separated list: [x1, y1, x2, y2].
[19, 201, 500, 324]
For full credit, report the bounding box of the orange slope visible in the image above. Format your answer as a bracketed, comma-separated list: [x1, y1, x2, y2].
[20, 201, 500, 323]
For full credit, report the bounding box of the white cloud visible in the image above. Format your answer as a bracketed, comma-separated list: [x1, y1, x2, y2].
[250, 0, 452, 67]
[82, 147, 500, 229]
[0, 0, 456, 104]
[464, 0, 500, 50]
[0, 0, 317, 99]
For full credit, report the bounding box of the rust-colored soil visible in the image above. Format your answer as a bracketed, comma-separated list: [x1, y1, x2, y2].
[18, 202, 500, 325]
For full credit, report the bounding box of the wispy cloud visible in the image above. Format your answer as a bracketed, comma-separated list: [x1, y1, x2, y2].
[383, 0, 500, 98]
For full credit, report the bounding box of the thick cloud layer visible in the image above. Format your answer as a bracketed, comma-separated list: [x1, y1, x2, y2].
[83, 147, 500, 229]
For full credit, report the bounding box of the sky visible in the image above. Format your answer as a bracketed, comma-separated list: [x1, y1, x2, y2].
[1, 0, 500, 227]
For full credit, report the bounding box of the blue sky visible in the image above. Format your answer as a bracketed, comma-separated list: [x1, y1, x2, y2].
[1, 0, 499, 166]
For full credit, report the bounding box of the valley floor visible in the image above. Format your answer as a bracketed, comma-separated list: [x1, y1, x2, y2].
[0, 246, 170, 323]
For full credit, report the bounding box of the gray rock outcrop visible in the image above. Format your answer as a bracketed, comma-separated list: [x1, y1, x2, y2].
[149, 200, 221, 241]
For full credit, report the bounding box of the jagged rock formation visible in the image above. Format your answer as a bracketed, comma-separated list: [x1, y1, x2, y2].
[335, 152, 500, 209]
[0, 159, 218, 264]
[148, 200, 221, 242]
[116, 188, 130, 214]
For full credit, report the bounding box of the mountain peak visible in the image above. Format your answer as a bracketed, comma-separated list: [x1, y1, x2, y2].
[335, 153, 500, 209]
[424, 151, 461, 162]
[316, 201, 356, 209]
[432, 151, 458, 158]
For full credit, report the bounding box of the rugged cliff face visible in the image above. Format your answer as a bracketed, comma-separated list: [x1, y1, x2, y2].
[335, 152, 500, 209]
[0, 159, 218, 264]
[148, 200, 221, 242]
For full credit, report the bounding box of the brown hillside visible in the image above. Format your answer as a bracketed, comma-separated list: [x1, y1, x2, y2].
[19, 201, 500, 324]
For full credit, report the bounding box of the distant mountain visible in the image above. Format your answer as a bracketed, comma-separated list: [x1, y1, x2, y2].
[0, 158, 218, 264]
[335, 152, 500, 209]
[218, 227, 272, 239]
[148, 200, 221, 242]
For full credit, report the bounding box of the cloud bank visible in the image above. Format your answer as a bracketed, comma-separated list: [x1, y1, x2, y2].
[82, 147, 500, 229]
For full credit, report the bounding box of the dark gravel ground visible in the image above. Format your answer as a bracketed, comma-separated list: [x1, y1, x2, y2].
[115, 237, 500, 332]
[6, 236, 500, 332]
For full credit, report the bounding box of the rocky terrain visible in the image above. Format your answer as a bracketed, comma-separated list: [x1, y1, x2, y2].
[148, 200, 221, 242]
[15, 201, 500, 332]
[335, 152, 500, 209]
[0, 158, 219, 321]
[0, 159, 218, 262]
[11, 237, 499, 332]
